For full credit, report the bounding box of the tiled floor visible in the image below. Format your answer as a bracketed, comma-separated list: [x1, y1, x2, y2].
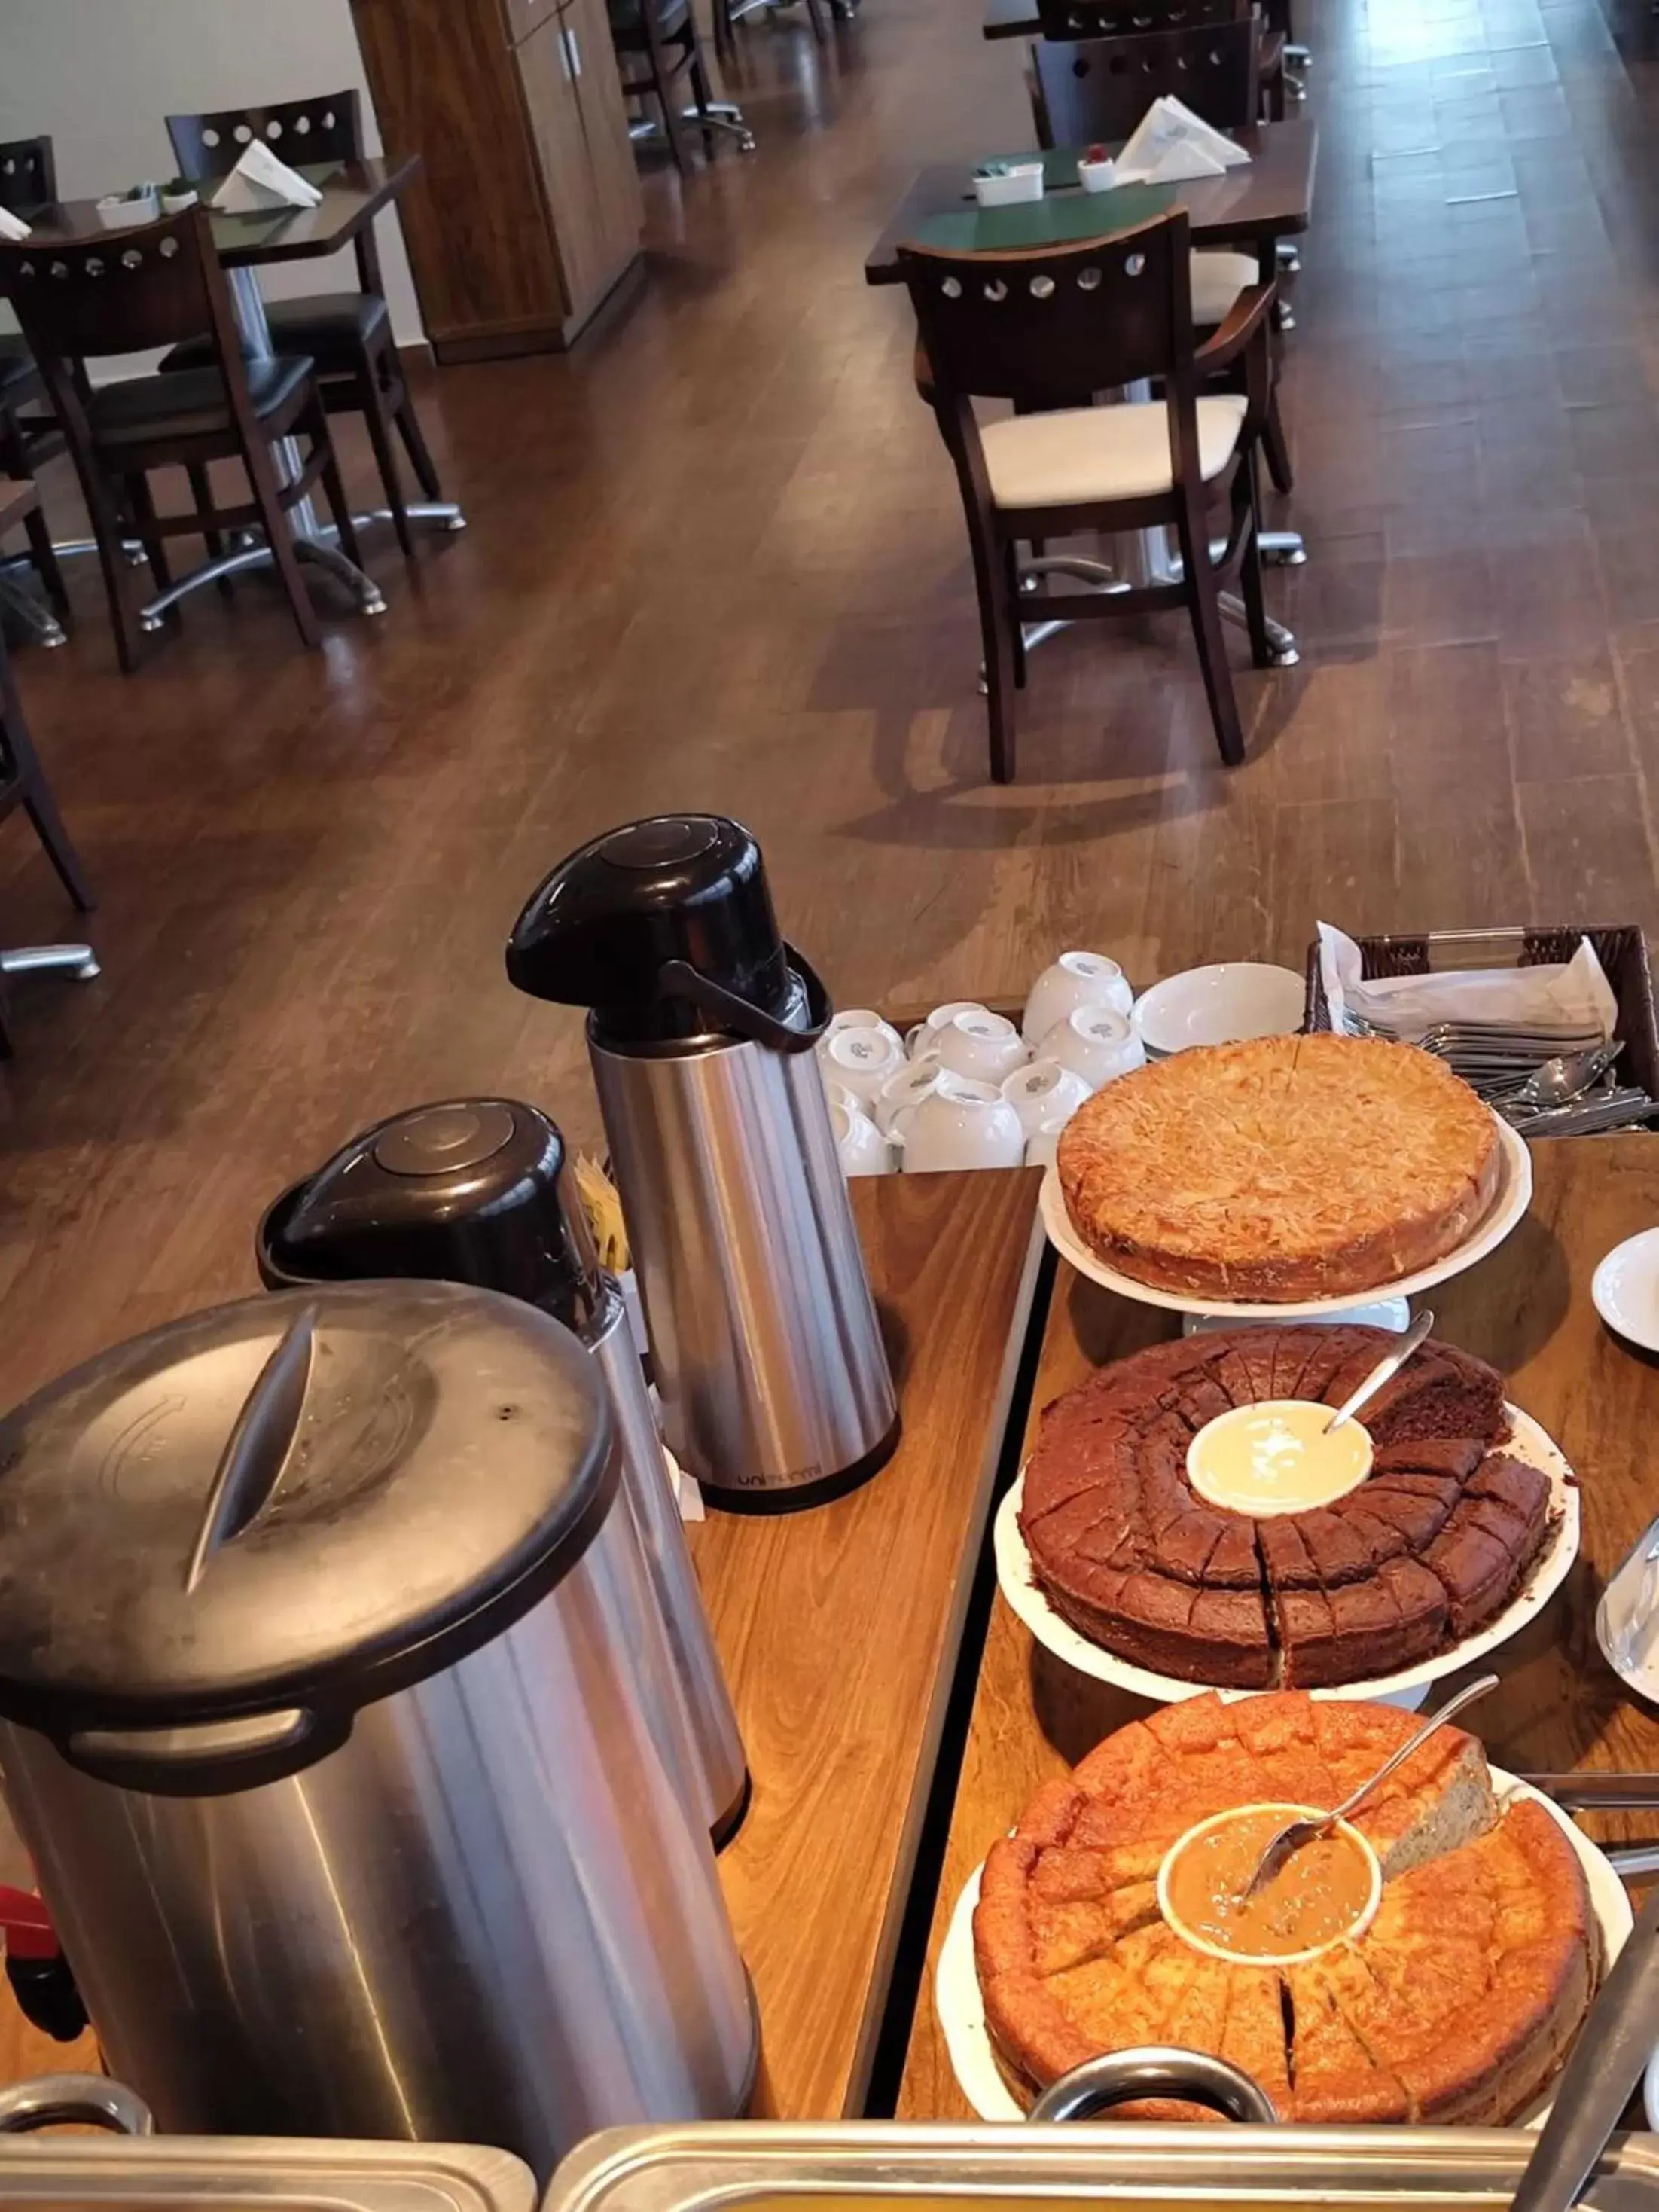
[1, 0, 1658, 1404]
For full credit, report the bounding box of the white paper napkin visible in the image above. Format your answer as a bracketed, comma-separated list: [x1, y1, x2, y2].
[1598, 1515, 1659, 1693]
[1317, 921, 1618, 1044]
[1115, 96, 1252, 186]
[0, 209, 30, 243]
[211, 139, 324, 214]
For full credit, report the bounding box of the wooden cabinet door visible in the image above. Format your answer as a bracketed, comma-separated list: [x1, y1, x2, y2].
[560, 0, 644, 282]
[500, 0, 564, 45]
[514, 9, 614, 319]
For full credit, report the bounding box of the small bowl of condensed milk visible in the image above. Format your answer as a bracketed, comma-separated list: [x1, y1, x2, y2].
[1158, 1803, 1383, 1968]
[1186, 1398, 1373, 1517]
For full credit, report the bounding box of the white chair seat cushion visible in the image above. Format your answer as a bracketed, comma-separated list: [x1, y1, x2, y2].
[980, 393, 1248, 509]
[1191, 249, 1258, 328]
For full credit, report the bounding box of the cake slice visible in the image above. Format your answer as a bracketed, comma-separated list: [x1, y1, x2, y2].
[1286, 1960, 1413, 2122]
[1298, 1507, 1379, 1585]
[1258, 1512, 1321, 1590]
[1372, 1436, 1488, 1481]
[1423, 1509, 1529, 1637]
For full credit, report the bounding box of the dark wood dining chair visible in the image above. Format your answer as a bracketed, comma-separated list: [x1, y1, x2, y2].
[1032, 0, 1285, 114]
[1029, 21, 1294, 493]
[900, 212, 1277, 780]
[609, 0, 727, 171]
[164, 90, 444, 557]
[0, 477, 96, 1054]
[0, 137, 70, 624]
[0, 207, 358, 669]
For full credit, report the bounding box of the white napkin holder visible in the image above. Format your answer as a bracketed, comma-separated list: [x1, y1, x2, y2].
[1317, 922, 1619, 1045]
[211, 139, 324, 214]
[0, 207, 30, 243]
[1115, 96, 1251, 186]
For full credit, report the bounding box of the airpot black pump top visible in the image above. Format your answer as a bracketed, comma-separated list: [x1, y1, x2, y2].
[505, 814, 827, 1051]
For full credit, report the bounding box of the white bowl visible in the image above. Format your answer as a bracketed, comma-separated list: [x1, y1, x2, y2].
[822, 1023, 906, 1104]
[1156, 1804, 1381, 1968]
[934, 1009, 1028, 1085]
[1132, 962, 1307, 1057]
[974, 163, 1044, 207]
[819, 1007, 904, 1060]
[830, 1100, 892, 1177]
[904, 1000, 991, 1057]
[1000, 1057, 1090, 1137]
[160, 188, 200, 215]
[1023, 950, 1133, 1043]
[1040, 1004, 1145, 1091]
[895, 1074, 1026, 1173]
[874, 1054, 943, 1137]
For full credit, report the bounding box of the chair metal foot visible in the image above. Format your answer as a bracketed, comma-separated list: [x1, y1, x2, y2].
[0, 573, 66, 649]
[0, 944, 99, 981]
[1276, 240, 1301, 273]
[1260, 531, 1307, 567]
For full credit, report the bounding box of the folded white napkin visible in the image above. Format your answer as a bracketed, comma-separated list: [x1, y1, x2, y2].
[1317, 922, 1618, 1044]
[1598, 1515, 1659, 1692]
[1115, 96, 1252, 186]
[0, 208, 30, 243]
[211, 139, 324, 215]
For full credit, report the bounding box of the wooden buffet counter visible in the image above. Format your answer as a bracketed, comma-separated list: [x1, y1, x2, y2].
[897, 1133, 1659, 2119]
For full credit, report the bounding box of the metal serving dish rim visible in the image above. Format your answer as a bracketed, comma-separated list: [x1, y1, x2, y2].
[0, 2134, 537, 2210]
[544, 2123, 1659, 2212]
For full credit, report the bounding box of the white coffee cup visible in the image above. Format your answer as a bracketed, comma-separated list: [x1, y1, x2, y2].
[1023, 951, 1134, 1044]
[934, 1008, 1029, 1085]
[819, 1007, 905, 1060]
[1024, 1115, 1070, 1169]
[893, 1072, 1026, 1172]
[822, 1024, 907, 1103]
[1041, 1004, 1146, 1091]
[1000, 1057, 1091, 1137]
[831, 1100, 893, 1176]
[904, 999, 991, 1057]
[874, 1054, 943, 1137]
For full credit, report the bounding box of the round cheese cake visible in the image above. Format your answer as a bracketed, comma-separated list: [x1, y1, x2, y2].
[1056, 1033, 1500, 1302]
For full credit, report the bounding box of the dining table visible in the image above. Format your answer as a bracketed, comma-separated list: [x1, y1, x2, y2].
[14, 158, 465, 627]
[865, 122, 1318, 664]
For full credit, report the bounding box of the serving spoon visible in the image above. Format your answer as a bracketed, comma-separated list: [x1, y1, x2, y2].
[1322, 1306, 1435, 1435]
[1233, 1670, 1500, 1906]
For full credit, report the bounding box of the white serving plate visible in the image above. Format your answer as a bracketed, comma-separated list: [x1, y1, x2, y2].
[1039, 1112, 1532, 1321]
[1593, 1227, 1659, 1356]
[995, 1404, 1578, 1711]
[1132, 963, 1307, 1057]
[936, 1767, 1631, 2126]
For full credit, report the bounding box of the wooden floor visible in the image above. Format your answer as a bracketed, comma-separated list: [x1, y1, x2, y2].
[2, 0, 1659, 1410]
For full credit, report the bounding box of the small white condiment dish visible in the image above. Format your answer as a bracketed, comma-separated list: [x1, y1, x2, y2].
[974, 163, 1044, 207]
[1157, 1804, 1382, 1969]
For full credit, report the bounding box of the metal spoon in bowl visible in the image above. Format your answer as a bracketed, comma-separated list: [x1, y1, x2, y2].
[1233, 1671, 1501, 1907]
[1323, 1306, 1435, 1435]
[1487, 1041, 1622, 1110]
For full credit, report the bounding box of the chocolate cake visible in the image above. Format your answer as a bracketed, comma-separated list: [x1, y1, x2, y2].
[1019, 1325, 1553, 1687]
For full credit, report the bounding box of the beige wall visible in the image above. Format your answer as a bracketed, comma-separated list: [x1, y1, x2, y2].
[0, 0, 427, 349]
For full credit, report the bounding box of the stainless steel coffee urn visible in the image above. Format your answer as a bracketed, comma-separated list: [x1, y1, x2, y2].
[255, 1098, 748, 1844]
[0, 1283, 758, 2180]
[507, 815, 899, 1510]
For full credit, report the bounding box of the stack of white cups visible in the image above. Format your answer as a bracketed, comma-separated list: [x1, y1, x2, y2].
[819, 953, 1145, 1177]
